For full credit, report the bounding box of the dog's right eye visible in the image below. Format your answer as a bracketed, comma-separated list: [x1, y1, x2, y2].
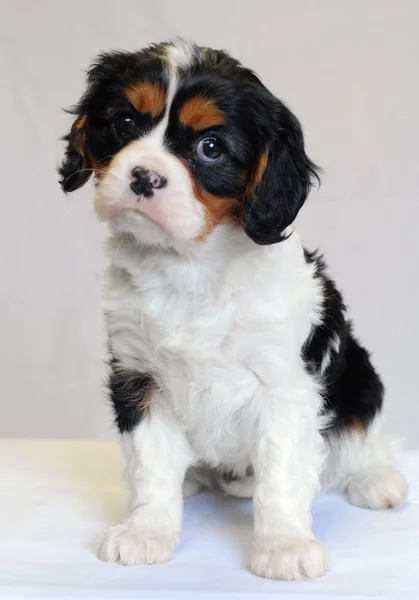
[196, 136, 224, 164]
[114, 116, 136, 137]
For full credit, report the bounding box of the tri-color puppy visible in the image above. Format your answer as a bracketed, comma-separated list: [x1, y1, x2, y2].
[59, 39, 407, 580]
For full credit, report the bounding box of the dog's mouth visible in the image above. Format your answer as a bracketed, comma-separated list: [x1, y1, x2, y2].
[129, 204, 169, 233]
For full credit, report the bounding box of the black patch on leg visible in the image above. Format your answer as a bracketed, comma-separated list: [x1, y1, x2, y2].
[303, 250, 384, 433]
[108, 357, 154, 434]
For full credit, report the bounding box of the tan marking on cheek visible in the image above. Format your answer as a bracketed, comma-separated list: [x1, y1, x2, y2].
[184, 172, 237, 241]
[197, 193, 239, 241]
[179, 97, 225, 131]
[84, 143, 111, 180]
[352, 418, 367, 434]
[68, 113, 113, 184]
[180, 159, 239, 240]
[125, 82, 166, 117]
[89, 156, 111, 180]
[72, 115, 114, 180]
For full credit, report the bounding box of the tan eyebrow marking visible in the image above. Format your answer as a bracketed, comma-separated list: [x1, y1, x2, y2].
[125, 82, 166, 117]
[179, 96, 225, 131]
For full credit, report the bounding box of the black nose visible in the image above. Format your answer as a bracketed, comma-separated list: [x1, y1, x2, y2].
[130, 167, 167, 197]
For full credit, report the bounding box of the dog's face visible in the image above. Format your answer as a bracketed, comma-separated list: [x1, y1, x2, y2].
[59, 40, 319, 246]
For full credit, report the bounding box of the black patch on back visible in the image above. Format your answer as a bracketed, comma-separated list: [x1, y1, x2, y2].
[302, 250, 347, 373]
[303, 250, 384, 432]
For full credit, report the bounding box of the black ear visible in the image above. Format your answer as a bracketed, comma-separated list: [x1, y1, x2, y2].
[58, 115, 92, 193]
[242, 100, 320, 245]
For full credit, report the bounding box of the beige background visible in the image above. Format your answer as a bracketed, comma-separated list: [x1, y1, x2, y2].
[0, 0, 418, 444]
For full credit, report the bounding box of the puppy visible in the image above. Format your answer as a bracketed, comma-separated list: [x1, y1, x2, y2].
[58, 39, 407, 580]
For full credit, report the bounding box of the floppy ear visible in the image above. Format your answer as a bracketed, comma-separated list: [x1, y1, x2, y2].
[58, 114, 92, 193]
[242, 102, 320, 245]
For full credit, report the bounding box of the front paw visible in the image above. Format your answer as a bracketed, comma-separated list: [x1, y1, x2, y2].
[251, 537, 329, 580]
[97, 523, 179, 566]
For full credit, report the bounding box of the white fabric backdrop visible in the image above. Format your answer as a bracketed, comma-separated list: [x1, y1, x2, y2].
[0, 0, 418, 444]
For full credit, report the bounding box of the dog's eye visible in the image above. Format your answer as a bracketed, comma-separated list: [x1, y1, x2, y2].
[196, 137, 223, 163]
[114, 116, 136, 137]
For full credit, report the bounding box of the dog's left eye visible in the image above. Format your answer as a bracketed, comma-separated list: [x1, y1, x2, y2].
[114, 116, 136, 137]
[196, 137, 223, 163]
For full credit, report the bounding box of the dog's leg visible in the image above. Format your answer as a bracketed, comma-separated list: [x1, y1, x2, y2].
[250, 364, 329, 581]
[98, 401, 194, 565]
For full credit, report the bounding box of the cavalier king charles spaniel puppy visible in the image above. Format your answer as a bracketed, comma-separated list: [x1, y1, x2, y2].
[59, 39, 407, 580]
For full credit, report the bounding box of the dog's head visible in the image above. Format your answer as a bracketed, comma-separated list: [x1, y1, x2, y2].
[59, 39, 319, 247]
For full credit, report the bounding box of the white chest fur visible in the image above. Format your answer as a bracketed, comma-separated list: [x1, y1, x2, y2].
[103, 225, 323, 468]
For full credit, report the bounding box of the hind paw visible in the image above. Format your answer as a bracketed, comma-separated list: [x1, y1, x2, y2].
[347, 465, 408, 509]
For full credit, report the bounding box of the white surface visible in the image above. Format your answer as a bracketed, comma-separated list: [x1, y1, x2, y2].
[0, 0, 418, 443]
[0, 440, 417, 599]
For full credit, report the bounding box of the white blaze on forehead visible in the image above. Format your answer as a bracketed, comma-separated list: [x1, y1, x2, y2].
[150, 39, 198, 144]
[145, 66, 176, 144]
[166, 38, 198, 70]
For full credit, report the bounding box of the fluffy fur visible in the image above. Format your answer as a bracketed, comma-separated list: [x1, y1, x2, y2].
[59, 39, 407, 580]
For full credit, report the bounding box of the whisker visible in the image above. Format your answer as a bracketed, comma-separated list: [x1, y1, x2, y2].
[98, 154, 117, 162]
[63, 167, 107, 184]
[64, 166, 127, 186]
[115, 232, 128, 257]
